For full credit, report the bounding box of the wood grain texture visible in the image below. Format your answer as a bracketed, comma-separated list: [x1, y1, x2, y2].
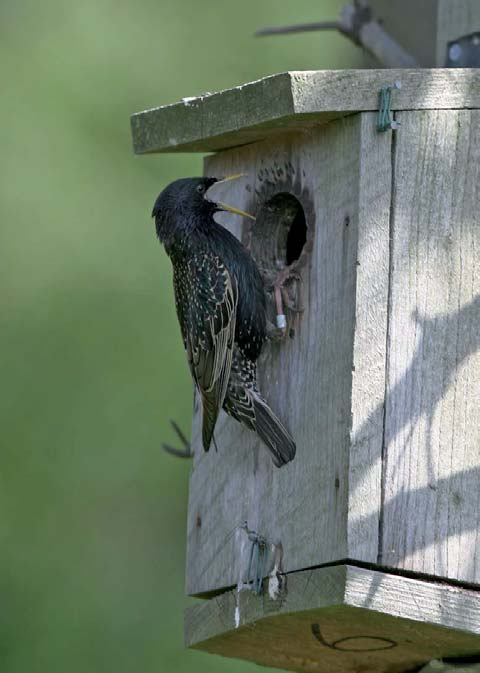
[185, 114, 391, 596]
[130, 69, 480, 154]
[348, 117, 391, 560]
[437, 0, 480, 66]
[185, 565, 480, 673]
[381, 110, 480, 583]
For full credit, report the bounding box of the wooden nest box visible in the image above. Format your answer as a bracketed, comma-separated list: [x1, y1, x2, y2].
[131, 69, 480, 673]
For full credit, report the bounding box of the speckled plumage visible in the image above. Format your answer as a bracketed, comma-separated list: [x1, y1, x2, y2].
[152, 176, 296, 467]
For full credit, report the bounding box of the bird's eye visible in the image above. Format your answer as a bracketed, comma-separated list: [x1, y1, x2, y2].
[196, 184, 206, 194]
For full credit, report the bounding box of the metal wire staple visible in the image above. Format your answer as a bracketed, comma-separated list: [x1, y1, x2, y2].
[243, 524, 268, 594]
[377, 81, 402, 132]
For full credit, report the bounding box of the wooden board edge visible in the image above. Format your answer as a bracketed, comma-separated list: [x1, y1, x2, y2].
[131, 69, 480, 154]
[185, 564, 480, 649]
[344, 565, 480, 635]
[184, 564, 348, 648]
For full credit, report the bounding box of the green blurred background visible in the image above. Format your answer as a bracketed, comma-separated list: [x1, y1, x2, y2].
[0, 2, 357, 671]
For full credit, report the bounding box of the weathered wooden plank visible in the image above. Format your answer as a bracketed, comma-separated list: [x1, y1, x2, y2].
[185, 565, 480, 673]
[437, 0, 480, 67]
[381, 110, 480, 583]
[347, 116, 391, 560]
[131, 69, 480, 154]
[185, 113, 391, 596]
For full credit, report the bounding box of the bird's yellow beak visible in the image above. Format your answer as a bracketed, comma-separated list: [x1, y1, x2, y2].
[217, 201, 256, 220]
[215, 173, 246, 185]
[213, 174, 256, 220]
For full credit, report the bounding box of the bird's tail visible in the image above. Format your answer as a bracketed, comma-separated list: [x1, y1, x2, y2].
[252, 394, 296, 467]
[201, 393, 219, 452]
[223, 387, 296, 467]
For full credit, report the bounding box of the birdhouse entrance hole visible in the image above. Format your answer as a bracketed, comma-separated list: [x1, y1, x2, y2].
[250, 192, 307, 273]
[247, 192, 310, 335]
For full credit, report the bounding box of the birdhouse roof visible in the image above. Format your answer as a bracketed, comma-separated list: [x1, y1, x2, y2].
[131, 69, 479, 154]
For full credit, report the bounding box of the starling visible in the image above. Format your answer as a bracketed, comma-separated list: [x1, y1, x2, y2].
[152, 176, 296, 467]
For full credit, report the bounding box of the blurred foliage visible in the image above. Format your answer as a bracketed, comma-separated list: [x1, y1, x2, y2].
[0, 1, 358, 671]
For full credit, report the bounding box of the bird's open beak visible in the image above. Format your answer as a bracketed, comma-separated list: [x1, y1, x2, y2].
[215, 173, 246, 185]
[213, 174, 256, 220]
[217, 201, 256, 220]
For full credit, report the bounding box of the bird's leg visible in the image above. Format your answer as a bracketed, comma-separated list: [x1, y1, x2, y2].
[273, 284, 287, 338]
[162, 419, 192, 458]
[265, 268, 303, 340]
[271, 267, 294, 338]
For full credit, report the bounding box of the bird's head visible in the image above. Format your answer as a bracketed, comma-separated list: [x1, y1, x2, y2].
[151, 175, 254, 244]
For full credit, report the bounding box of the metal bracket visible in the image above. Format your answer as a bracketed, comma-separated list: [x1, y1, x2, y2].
[255, 1, 418, 68]
[446, 32, 480, 67]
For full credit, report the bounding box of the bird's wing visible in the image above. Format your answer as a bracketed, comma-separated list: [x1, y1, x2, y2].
[175, 255, 237, 451]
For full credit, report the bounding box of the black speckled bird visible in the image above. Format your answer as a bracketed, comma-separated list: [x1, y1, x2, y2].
[152, 176, 296, 467]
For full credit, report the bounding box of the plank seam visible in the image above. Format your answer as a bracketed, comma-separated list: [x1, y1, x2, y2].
[378, 113, 398, 565]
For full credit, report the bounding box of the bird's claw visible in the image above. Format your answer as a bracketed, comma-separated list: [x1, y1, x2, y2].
[162, 419, 192, 458]
[266, 322, 286, 341]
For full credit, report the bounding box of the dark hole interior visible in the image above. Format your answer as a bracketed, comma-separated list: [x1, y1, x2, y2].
[285, 206, 307, 265]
